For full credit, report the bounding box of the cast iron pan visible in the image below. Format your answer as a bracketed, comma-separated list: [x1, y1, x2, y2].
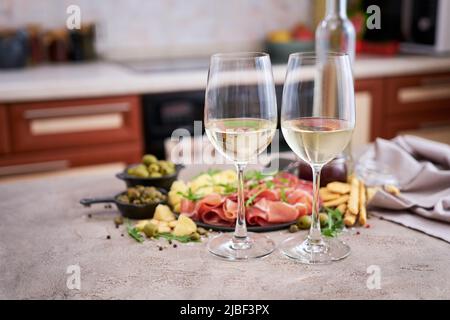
[80, 190, 167, 220]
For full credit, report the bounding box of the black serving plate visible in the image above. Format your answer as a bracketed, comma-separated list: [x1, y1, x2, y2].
[188, 218, 295, 233]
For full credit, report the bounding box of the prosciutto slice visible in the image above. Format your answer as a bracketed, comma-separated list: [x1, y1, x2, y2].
[179, 172, 314, 227]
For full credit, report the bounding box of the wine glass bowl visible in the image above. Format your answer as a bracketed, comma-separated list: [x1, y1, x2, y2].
[280, 52, 355, 264]
[204, 52, 278, 260]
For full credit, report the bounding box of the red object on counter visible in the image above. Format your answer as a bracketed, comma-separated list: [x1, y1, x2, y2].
[356, 40, 400, 56]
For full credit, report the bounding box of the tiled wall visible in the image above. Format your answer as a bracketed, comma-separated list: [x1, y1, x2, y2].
[0, 0, 312, 59]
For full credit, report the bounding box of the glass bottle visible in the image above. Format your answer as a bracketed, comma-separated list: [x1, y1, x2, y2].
[315, 0, 356, 176]
[316, 0, 356, 64]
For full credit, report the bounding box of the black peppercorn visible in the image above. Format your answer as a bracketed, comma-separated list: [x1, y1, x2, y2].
[106, 235, 111, 240]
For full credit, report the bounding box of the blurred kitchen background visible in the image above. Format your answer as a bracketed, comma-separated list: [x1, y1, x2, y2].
[1, 0, 450, 177]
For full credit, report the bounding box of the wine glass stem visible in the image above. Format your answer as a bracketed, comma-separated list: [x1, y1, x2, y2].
[308, 165, 323, 243]
[233, 163, 248, 242]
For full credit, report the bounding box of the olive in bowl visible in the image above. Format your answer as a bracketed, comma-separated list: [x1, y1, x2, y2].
[80, 186, 167, 220]
[116, 154, 183, 190]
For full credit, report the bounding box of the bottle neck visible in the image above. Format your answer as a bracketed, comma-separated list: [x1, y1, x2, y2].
[326, 0, 347, 18]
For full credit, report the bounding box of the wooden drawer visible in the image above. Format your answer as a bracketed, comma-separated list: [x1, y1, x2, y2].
[385, 109, 450, 139]
[9, 95, 142, 152]
[0, 105, 9, 154]
[0, 142, 142, 176]
[386, 72, 450, 116]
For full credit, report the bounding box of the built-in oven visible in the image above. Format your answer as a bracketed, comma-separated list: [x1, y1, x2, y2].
[141, 85, 289, 159]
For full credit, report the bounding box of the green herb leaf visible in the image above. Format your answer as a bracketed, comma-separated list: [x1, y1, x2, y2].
[244, 170, 266, 182]
[321, 207, 344, 238]
[265, 180, 275, 189]
[245, 189, 264, 207]
[193, 168, 221, 178]
[206, 168, 221, 176]
[155, 232, 199, 243]
[280, 188, 288, 203]
[216, 183, 237, 195]
[126, 221, 144, 243]
[177, 188, 203, 201]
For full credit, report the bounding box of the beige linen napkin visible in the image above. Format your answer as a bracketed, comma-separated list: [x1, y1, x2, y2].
[365, 135, 450, 242]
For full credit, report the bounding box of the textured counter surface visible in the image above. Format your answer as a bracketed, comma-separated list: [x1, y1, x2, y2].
[0, 165, 449, 299]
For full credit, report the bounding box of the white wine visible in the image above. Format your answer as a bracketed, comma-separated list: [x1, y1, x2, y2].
[205, 118, 276, 163]
[282, 118, 353, 166]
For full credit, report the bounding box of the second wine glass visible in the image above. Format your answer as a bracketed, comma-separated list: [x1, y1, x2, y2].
[204, 52, 278, 260]
[280, 52, 355, 264]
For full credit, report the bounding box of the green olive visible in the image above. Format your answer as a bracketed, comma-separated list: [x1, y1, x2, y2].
[148, 163, 160, 173]
[190, 232, 201, 241]
[149, 172, 162, 178]
[297, 215, 312, 229]
[114, 216, 123, 226]
[127, 188, 140, 200]
[132, 164, 149, 178]
[142, 154, 158, 165]
[319, 213, 329, 228]
[143, 223, 158, 238]
[117, 195, 129, 204]
[289, 224, 299, 233]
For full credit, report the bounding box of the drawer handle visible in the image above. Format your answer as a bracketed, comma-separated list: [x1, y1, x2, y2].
[24, 102, 130, 119]
[398, 84, 450, 103]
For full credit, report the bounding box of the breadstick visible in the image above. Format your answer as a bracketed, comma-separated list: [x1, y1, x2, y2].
[344, 209, 357, 227]
[366, 187, 379, 202]
[323, 195, 350, 207]
[359, 181, 367, 226]
[319, 188, 341, 201]
[326, 182, 351, 194]
[384, 184, 400, 196]
[336, 203, 347, 215]
[348, 177, 360, 215]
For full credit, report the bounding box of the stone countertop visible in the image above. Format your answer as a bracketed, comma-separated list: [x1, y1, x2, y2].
[1, 55, 450, 103]
[0, 165, 449, 299]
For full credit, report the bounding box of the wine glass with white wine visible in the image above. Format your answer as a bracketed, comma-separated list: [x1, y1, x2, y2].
[204, 52, 277, 260]
[280, 52, 355, 264]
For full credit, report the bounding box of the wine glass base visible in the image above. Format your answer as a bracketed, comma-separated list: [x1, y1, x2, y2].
[280, 234, 350, 264]
[208, 232, 275, 261]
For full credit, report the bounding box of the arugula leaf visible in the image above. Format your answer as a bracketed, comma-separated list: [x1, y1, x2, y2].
[265, 180, 275, 189]
[207, 168, 221, 176]
[280, 188, 288, 203]
[177, 188, 203, 201]
[155, 233, 199, 243]
[245, 189, 264, 207]
[193, 168, 221, 178]
[321, 207, 344, 238]
[216, 183, 237, 194]
[126, 222, 144, 243]
[245, 170, 266, 181]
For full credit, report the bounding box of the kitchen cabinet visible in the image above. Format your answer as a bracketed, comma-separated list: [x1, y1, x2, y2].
[384, 72, 450, 144]
[0, 105, 9, 154]
[0, 95, 143, 176]
[9, 95, 142, 152]
[353, 79, 384, 148]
